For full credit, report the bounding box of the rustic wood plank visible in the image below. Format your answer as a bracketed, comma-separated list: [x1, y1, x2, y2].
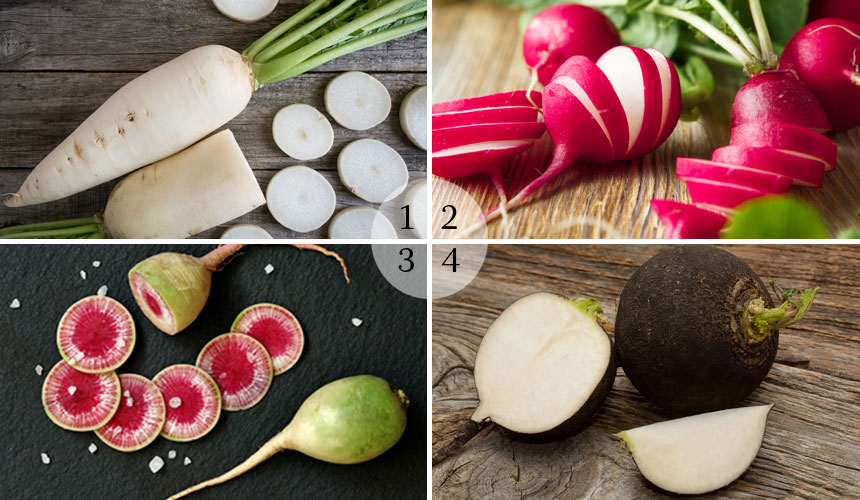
[0, 0, 426, 72]
[431, 2, 860, 238]
[433, 244, 860, 498]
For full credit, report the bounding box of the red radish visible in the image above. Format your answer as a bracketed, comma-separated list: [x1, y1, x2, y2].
[432, 91, 542, 114]
[779, 18, 860, 131]
[729, 123, 837, 171]
[683, 179, 771, 212]
[57, 296, 135, 374]
[231, 303, 304, 375]
[711, 147, 826, 186]
[730, 71, 831, 132]
[432, 122, 546, 151]
[676, 158, 793, 193]
[153, 364, 221, 442]
[523, 4, 621, 86]
[95, 373, 166, 452]
[432, 142, 535, 180]
[431, 106, 540, 129]
[644, 48, 682, 150]
[808, 0, 860, 26]
[42, 360, 121, 431]
[650, 200, 727, 239]
[197, 333, 273, 411]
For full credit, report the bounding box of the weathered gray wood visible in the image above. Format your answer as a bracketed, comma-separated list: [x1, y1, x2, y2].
[433, 245, 860, 499]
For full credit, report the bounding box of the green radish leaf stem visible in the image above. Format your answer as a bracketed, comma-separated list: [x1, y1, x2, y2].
[745, 285, 819, 339]
[0, 216, 104, 239]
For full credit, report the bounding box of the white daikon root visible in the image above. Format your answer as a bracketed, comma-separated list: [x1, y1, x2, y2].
[221, 224, 273, 239]
[325, 72, 391, 130]
[266, 166, 335, 233]
[102, 130, 265, 239]
[328, 206, 398, 239]
[272, 104, 334, 161]
[403, 180, 427, 238]
[338, 139, 408, 203]
[400, 86, 427, 150]
[212, 0, 278, 23]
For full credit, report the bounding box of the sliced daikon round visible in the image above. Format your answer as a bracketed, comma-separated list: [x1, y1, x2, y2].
[266, 166, 336, 233]
[403, 180, 427, 238]
[328, 206, 398, 239]
[272, 104, 334, 161]
[325, 72, 391, 130]
[400, 86, 427, 150]
[338, 139, 408, 203]
[220, 224, 273, 239]
[212, 0, 278, 23]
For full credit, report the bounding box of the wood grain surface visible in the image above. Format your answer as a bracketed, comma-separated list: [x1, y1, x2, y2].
[431, 2, 860, 239]
[432, 244, 860, 499]
[0, 0, 426, 239]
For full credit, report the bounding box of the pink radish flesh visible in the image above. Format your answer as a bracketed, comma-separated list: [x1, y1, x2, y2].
[730, 71, 831, 132]
[231, 304, 304, 375]
[432, 106, 540, 129]
[153, 365, 221, 442]
[95, 374, 166, 452]
[683, 179, 771, 212]
[523, 4, 620, 86]
[432, 142, 534, 179]
[197, 334, 273, 411]
[711, 146, 826, 187]
[432, 91, 541, 114]
[432, 122, 546, 151]
[730, 122, 836, 171]
[57, 296, 135, 374]
[676, 158, 792, 193]
[42, 361, 120, 431]
[650, 200, 727, 239]
[778, 18, 860, 131]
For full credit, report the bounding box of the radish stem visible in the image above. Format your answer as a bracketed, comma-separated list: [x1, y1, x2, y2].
[748, 0, 777, 69]
[677, 41, 744, 68]
[244, 0, 333, 60]
[0, 216, 98, 236]
[704, 0, 761, 61]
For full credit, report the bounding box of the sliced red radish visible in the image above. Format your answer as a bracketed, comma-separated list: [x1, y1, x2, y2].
[153, 364, 221, 442]
[197, 333, 273, 411]
[432, 90, 541, 114]
[644, 48, 681, 150]
[730, 71, 831, 133]
[711, 146, 826, 187]
[57, 296, 135, 374]
[42, 360, 120, 431]
[676, 158, 792, 194]
[231, 303, 304, 375]
[432, 122, 546, 151]
[729, 123, 836, 172]
[432, 141, 534, 179]
[650, 200, 727, 239]
[683, 179, 771, 212]
[432, 106, 540, 129]
[95, 374, 165, 452]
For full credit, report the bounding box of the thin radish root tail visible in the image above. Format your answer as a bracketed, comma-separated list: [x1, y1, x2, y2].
[3, 192, 22, 207]
[201, 244, 247, 271]
[488, 171, 511, 236]
[525, 51, 551, 111]
[291, 244, 350, 283]
[850, 71, 860, 86]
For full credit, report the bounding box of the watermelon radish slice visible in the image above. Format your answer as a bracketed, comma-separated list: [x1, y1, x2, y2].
[95, 374, 166, 452]
[196, 333, 273, 411]
[153, 365, 221, 442]
[231, 304, 304, 375]
[57, 296, 135, 373]
[42, 360, 121, 431]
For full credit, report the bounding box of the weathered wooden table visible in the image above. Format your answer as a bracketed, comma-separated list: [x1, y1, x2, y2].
[431, 2, 860, 238]
[433, 244, 860, 498]
[0, 0, 426, 238]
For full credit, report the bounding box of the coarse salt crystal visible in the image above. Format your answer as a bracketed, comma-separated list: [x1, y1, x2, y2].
[88, 443, 97, 454]
[35, 364, 43, 376]
[97, 285, 108, 296]
[10, 298, 20, 309]
[246, 351, 256, 363]
[67, 385, 77, 396]
[123, 390, 131, 398]
[184, 457, 191, 466]
[149, 456, 164, 473]
[126, 397, 133, 407]
[80, 270, 87, 280]
[168, 450, 177, 460]
[351, 317, 363, 327]
[92, 261, 101, 268]
[41, 452, 50, 465]
[112, 426, 123, 436]
[264, 264, 274, 274]
[169, 397, 182, 408]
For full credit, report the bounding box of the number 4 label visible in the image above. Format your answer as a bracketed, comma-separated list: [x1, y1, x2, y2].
[442, 248, 459, 272]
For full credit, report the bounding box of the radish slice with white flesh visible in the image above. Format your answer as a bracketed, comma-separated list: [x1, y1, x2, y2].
[325, 72, 391, 130]
[472, 292, 615, 441]
[433, 122, 546, 151]
[403, 180, 427, 239]
[676, 158, 792, 193]
[266, 166, 336, 233]
[650, 199, 727, 239]
[432, 106, 540, 129]
[644, 48, 681, 150]
[272, 104, 334, 160]
[729, 123, 836, 172]
[400, 86, 427, 150]
[212, 0, 277, 23]
[682, 179, 771, 212]
[710, 147, 826, 187]
[432, 141, 533, 179]
[432, 91, 542, 114]
[328, 206, 398, 239]
[153, 364, 221, 442]
[197, 333, 273, 411]
[220, 224, 273, 239]
[617, 405, 773, 495]
[338, 139, 408, 203]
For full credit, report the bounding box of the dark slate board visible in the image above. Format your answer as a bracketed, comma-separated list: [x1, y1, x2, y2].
[0, 244, 426, 499]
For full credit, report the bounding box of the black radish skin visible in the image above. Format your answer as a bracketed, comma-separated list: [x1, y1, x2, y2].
[616, 246, 784, 414]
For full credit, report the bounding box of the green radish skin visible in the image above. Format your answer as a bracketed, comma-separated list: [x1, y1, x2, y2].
[168, 375, 409, 499]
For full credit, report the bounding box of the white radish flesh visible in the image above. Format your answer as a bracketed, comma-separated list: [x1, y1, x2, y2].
[5, 45, 253, 208]
[266, 166, 335, 233]
[400, 86, 427, 150]
[403, 180, 427, 238]
[221, 224, 273, 239]
[338, 139, 408, 203]
[328, 206, 398, 239]
[272, 104, 333, 161]
[102, 130, 265, 239]
[618, 405, 773, 495]
[212, 0, 278, 23]
[325, 72, 391, 130]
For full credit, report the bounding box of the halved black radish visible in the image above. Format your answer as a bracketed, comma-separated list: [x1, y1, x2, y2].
[57, 296, 135, 373]
[153, 364, 221, 442]
[617, 405, 773, 495]
[42, 360, 121, 431]
[231, 304, 304, 375]
[95, 374, 166, 452]
[471, 292, 616, 442]
[196, 333, 273, 411]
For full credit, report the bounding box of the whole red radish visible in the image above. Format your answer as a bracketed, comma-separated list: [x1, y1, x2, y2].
[808, 0, 860, 25]
[730, 70, 830, 132]
[779, 18, 860, 131]
[523, 4, 620, 86]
